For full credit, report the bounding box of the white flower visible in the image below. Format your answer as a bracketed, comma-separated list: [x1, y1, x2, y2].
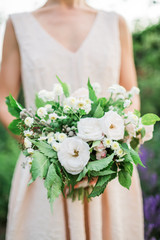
[38, 136, 47, 141]
[24, 117, 34, 127]
[24, 138, 32, 149]
[57, 137, 90, 175]
[116, 94, 125, 100]
[116, 148, 124, 157]
[131, 87, 140, 96]
[27, 148, 34, 154]
[48, 137, 55, 145]
[63, 105, 71, 113]
[47, 132, 54, 138]
[38, 90, 55, 102]
[103, 138, 112, 148]
[142, 124, 154, 143]
[53, 83, 63, 96]
[65, 97, 77, 108]
[26, 156, 33, 165]
[40, 119, 46, 123]
[126, 112, 139, 125]
[124, 99, 131, 108]
[111, 141, 120, 151]
[77, 118, 103, 142]
[58, 133, 67, 142]
[71, 87, 89, 99]
[54, 132, 60, 141]
[59, 115, 67, 120]
[37, 107, 47, 118]
[100, 111, 124, 140]
[45, 104, 52, 111]
[49, 113, 58, 121]
[108, 84, 126, 95]
[24, 130, 33, 137]
[52, 142, 61, 152]
[92, 82, 101, 95]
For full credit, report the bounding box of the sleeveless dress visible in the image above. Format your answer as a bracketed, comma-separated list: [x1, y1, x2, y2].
[6, 10, 144, 240]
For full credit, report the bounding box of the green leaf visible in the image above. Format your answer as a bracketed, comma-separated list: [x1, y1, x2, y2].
[130, 148, 145, 168]
[90, 140, 101, 150]
[56, 75, 70, 97]
[134, 109, 141, 118]
[141, 113, 160, 125]
[88, 175, 110, 198]
[118, 169, 131, 190]
[140, 127, 146, 138]
[44, 163, 62, 211]
[93, 103, 104, 118]
[31, 140, 57, 158]
[123, 162, 133, 176]
[90, 169, 115, 177]
[8, 119, 21, 135]
[76, 167, 88, 182]
[87, 78, 97, 102]
[35, 94, 46, 108]
[31, 151, 50, 181]
[6, 94, 23, 118]
[87, 153, 114, 172]
[98, 97, 107, 108]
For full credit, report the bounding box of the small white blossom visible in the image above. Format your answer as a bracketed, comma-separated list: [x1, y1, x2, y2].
[103, 138, 112, 148]
[111, 141, 120, 151]
[131, 87, 140, 96]
[26, 156, 33, 165]
[49, 113, 59, 121]
[27, 148, 34, 154]
[58, 133, 67, 142]
[54, 132, 60, 141]
[92, 82, 101, 95]
[40, 119, 46, 123]
[47, 132, 54, 138]
[65, 97, 77, 108]
[24, 138, 32, 149]
[24, 117, 34, 127]
[63, 105, 71, 113]
[124, 99, 131, 108]
[53, 83, 63, 96]
[38, 136, 47, 141]
[45, 104, 52, 111]
[37, 107, 47, 118]
[116, 148, 124, 157]
[24, 130, 33, 137]
[52, 142, 61, 152]
[108, 84, 126, 95]
[59, 115, 67, 119]
[126, 112, 139, 125]
[38, 90, 55, 102]
[48, 137, 55, 145]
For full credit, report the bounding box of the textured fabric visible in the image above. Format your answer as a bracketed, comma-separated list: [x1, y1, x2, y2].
[6, 10, 144, 240]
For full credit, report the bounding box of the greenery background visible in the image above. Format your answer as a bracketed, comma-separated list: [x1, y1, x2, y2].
[0, 21, 160, 240]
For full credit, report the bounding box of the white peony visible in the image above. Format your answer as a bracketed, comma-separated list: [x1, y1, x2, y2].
[100, 111, 124, 140]
[24, 138, 32, 149]
[53, 83, 63, 96]
[77, 118, 103, 142]
[24, 117, 34, 127]
[37, 107, 47, 118]
[57, 137, 90, 175]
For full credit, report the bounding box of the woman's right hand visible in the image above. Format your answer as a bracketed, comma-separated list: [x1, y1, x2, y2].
[0, 17, 21, 140]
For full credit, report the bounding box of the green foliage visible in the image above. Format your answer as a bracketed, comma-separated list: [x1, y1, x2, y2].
[31, 140, 57, 158]
[31, 151, 50, 181]
[118, 169, 131, 190]
[56, 75, 70, 97]
[8, 119, 21, 135]
[93, 103, 104, 118]
[141, 113, 160, 125]
[35, 94, 46, 108]
[87, 78, 97, 102]
[5, 94, 23, 118]
[87, 153, 114, 172]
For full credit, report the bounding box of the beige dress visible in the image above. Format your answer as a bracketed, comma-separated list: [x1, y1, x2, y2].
[6, 10, 144, 240]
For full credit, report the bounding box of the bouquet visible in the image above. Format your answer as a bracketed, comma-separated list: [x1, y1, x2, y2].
[6, 76, 160, 210]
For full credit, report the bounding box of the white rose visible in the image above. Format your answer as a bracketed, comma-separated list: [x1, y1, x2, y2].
[24, 117, 34, 127]
[57, 137, 90, 175]
[24, 138, 32, 149]
[100, 111, 124, 140]
[53, 83, 63, 96]
[37, 107, 47, 118]
[142, 125, 154, 143]
[77, 118, 103, 142]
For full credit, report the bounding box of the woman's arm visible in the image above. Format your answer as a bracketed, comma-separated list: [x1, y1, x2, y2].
[119, 15, 140, 111]
[0, 18, 21, 137]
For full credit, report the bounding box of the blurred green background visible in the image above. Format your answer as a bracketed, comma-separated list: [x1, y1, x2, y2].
[0, 20, 160, 240]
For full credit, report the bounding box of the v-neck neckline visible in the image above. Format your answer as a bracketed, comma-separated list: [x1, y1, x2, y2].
[27, 10, 102, 55]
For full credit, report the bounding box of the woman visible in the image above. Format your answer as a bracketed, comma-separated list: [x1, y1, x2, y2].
[0, 0, 144, 239]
